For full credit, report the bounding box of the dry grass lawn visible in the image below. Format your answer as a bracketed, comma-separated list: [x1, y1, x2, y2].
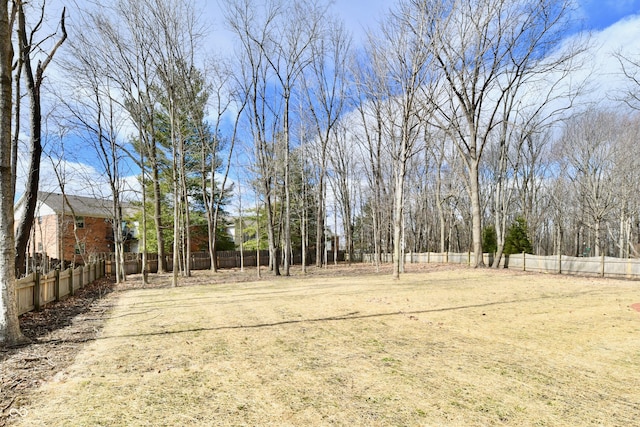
[8, 265, 640, 426]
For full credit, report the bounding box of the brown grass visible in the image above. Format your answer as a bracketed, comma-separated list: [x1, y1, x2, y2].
[7, 264, 640, 426]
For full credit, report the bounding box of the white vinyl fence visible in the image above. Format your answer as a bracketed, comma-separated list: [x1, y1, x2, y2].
[364, 252, 640, 280]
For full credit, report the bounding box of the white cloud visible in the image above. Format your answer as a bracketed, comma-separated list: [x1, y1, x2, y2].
[579, 14, 640, 107]
[14, 141, 140, 203]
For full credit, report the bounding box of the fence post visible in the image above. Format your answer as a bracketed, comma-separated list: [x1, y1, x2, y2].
[445, 252, 449, 263]
[557, 253, 562, 275]
[54, 269, 60, 302]
[70, 267, 75, 297]
[34, 271, 41, 311]
[468, 251, 471, 266]
[523, 251, 526, 272]
[601, 253, 605, 277]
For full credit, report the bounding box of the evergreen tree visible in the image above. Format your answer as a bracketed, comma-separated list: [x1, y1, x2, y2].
[482, 225, 498, 254]
[504, 216, 533, 255]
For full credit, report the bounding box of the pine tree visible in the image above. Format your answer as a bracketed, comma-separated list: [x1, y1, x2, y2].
[504, 216, 533, 255]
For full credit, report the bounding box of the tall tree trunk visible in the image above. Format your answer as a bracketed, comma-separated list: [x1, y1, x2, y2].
[150, 143, 167, 273]
[315, 175, 325, 267]
[469, 159, 484, 267]
[264, 183, 280, 276]
[139, 127, 148, 285]
[14, 9, 42, 276]
[392, 157, 406, 279]
[0, 0, 28, 346]
[283, 101, 291, 276]
[181, 141, 191, 278]
[11, 55, 20, 198]
[171, 103, 180, 287]
[14, 4, 66, 277]
[595, 220, 601, 257]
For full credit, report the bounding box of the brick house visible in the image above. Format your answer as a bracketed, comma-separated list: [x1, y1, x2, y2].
[14, 191, 138, 266]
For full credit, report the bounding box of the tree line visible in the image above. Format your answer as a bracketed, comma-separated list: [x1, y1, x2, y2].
[2, 0, 640, 345]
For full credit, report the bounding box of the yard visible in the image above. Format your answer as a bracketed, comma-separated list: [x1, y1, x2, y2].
[3, 264, 640, 426]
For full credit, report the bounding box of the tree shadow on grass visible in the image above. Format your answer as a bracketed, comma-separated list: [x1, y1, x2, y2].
[87, 295, 554, 342]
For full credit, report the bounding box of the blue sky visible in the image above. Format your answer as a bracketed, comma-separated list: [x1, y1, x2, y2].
[327, 0, 640, 35]
[24, 0, 640, 200]
[580, 0, 640, 29]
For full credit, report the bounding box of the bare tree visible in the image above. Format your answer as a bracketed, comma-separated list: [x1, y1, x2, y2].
[199, 59, 246, 272]
[415, 0, 581, 266]
[130, 0, 205, 285]
[302, 18, 351, 269]
[514, 128, 554, 254]
[260, 0, 325, 275]
[226, 0, 291, 275]
[365, 1, 433, 278]
[327, 123, 355, 265]
[14, 0, 66, 276]
[430, 130, 466, 253]
[615, 49, 640, 110]
[610, 115, 640, 257]
[351, 48, 392, 271]
[60, 21, 133, 281]
[558, 109, 619, 256]
[93, 0, 167, 276]
[46, 137, 89, 268]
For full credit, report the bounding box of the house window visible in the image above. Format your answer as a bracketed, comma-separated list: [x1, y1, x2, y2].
[38, 242, 43, 251]
[75, 216, 85, 229]
[75, 243, 85, 254]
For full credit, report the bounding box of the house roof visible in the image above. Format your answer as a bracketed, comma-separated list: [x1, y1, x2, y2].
[36, 191, 135, 218]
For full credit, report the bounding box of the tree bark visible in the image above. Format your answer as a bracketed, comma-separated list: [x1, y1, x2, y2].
[469, 159, 485, 267]
[0, 0, 28, 346]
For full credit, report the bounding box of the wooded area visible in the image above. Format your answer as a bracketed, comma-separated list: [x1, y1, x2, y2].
[2, 0, 640, 345]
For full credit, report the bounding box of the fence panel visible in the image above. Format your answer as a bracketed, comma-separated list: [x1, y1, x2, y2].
[83, 266, 90, 286]
[192, 256, 212, 270]
[522, 254, 555, 273]
[380, 252, 640, 279]
[560, 256, 600, 276]
[622, 258, 640, 278]
[15, 262, 105, 317]
[599, 256, 640, 278]
[448, 252, 469, 265]
[59, 268, 72, 299]
[146, 259, 158, 273]
[124, 260, 139, 275]
[429, 252, 446, 263]
[73, 266, 83, 292]
[40, 271, 57, 307]
[16, 273, 36, 315]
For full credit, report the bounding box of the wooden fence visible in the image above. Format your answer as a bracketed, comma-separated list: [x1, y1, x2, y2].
[102, 250, 346, 275]
[364, 251, 640, 280]
[16, 261, 106, 316]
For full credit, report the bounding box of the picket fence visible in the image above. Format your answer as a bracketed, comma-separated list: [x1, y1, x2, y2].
[16, 261, 106, 316]
[365, 251, 640, 280]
